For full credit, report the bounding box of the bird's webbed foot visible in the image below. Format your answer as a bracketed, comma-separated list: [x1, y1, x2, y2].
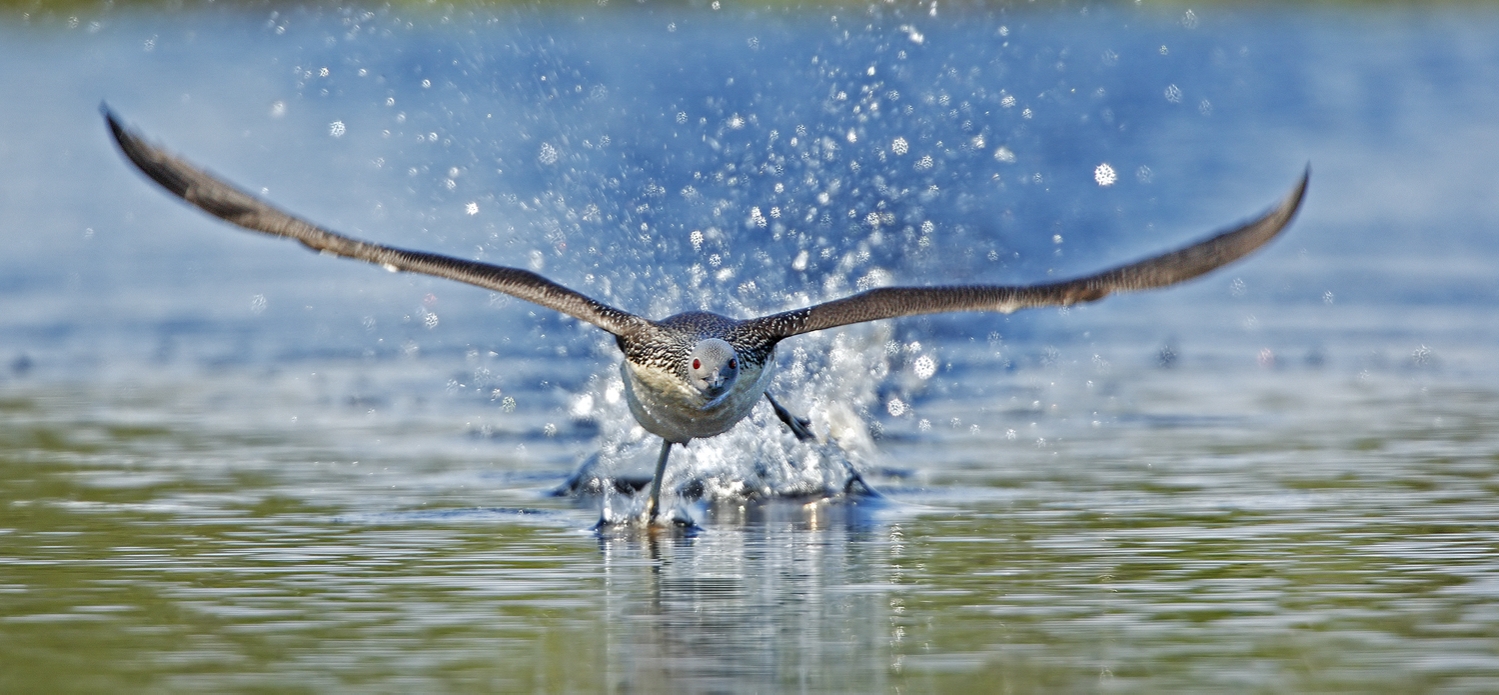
[764, 392, 815, 442]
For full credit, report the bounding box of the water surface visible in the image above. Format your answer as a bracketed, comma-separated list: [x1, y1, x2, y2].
[2, 3, 1498, 691]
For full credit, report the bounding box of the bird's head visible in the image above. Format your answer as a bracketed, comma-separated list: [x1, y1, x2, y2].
[686, 338, 739, 397]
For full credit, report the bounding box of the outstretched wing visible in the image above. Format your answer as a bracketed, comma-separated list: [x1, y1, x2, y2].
[104, 107, 649, 339]
[745, 169, 1308, 340]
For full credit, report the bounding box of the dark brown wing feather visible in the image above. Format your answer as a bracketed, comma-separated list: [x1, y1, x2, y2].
[104, 107, 648, 339]
[747, 169, 1308, 340]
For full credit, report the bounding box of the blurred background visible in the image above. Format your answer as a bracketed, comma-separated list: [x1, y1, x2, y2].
[2, 1, 1498, 691]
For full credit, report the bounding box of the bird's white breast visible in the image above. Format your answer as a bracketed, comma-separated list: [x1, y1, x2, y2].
[620, 353, 774, 443]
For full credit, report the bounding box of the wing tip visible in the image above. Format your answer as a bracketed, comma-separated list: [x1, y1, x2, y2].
[1263, 164, 1311, 243]
[101, 106, 199, 200]
[101, 103, 131, 151]
[1230, 165, 1311, 250]
[1287, 164, 1311, 217]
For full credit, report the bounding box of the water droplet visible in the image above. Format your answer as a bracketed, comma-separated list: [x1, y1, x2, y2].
[1410, 345, 1434, 367]
[538, 142, 558, 164]
[856, 268, 891, 291]
[913, 355, 936, 380]
[570, 394, 595, 418]
[1094, 163, 1117, 187]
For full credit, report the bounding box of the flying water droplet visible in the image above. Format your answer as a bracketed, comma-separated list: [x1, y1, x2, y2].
[1094, 163, 1117, 187]
[538, 143, 558, 165]
[913, 355, 936, 379]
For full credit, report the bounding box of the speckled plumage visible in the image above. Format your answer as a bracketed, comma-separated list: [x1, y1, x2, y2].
[104, 107, 1308, 524]
[617, 312, 775, 376]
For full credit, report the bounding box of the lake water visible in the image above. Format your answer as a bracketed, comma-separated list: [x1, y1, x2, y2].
[3, 2, 1499, 691]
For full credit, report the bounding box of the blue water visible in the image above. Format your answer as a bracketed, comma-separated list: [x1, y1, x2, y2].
[2, 3, 1498, 691]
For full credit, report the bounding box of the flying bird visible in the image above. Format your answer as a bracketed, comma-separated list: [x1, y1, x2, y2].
[103, 107, 1308, 524]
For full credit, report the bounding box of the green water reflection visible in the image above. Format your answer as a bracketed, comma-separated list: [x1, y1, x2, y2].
[3, 373, 1498, 692]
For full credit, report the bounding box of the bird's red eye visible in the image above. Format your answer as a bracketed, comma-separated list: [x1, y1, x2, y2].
[728, 359, 737, 369]
[692, 359, 701, 370]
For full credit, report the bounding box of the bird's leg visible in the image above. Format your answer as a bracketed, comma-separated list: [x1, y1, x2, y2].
[645, 439, 674, 523]
[765, 392, 816, 442]
[841, 462, 876, 497]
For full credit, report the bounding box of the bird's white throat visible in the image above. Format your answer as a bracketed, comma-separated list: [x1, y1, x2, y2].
[620, 353, 774, 443]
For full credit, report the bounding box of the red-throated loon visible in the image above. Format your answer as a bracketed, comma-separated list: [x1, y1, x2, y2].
[104, 107, 1308, 524]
